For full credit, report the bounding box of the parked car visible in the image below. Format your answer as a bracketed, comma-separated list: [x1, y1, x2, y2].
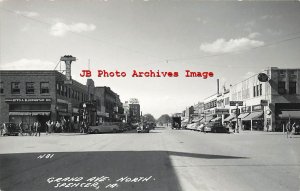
[204, 122, 228, 133]
[88, 122, 120, 134]
[196, 123, 205, 132]
[186, 122, 200, 131]
[137, 122, 150, 133]
[1, 122, 19, 136]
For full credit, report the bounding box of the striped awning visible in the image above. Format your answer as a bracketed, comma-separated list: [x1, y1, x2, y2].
[211, 116, 221, 122]
[243, 111, 263, 121]
[224, 114, 235, 122]
[232, 113, 250, 121]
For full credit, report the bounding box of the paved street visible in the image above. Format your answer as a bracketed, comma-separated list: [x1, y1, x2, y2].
[0, 127, 300, 191]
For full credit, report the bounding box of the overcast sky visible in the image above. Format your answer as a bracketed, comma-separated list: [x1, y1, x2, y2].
[1, 0, 300, 118]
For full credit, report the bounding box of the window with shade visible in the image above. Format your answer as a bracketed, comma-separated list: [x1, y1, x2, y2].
[11, 82, 20, 94]
[26, 82, 35, 94]
[40, 82, 49, 94]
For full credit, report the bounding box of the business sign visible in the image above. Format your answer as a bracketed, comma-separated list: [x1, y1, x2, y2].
[241, 106, 251, 113]
[252, 104, 263, 111]
[258, 73, 269, 82]
[230, 101, 243, 106]
[261, 100, 268, 106]
[214, 109, 229, 114]
[5, 98, 52, 103]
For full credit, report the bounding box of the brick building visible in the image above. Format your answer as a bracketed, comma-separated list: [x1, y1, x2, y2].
[0, 70, 100, 131]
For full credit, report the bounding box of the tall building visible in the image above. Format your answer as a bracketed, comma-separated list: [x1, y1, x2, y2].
[129, 103, 140, 123]
[94, 86, 123, 122]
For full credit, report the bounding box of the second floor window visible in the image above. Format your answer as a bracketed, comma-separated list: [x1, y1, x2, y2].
[0, 82, 3, 94]
[11, 82, 20, 94]
[26, 82, 35, 94]
[41, 82, 49, 94]
[278, 81, 286, 95]
[289, 81, 297, 95]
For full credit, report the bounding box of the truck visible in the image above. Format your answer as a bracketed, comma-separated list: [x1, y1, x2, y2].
[171, 117, 181, 130]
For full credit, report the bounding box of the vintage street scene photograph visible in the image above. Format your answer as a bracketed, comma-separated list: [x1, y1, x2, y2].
[0, 0, 300, 191]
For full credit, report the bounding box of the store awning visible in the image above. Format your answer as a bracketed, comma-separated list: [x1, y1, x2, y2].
[192, 117, 203, 122]
[232, 113, 250, 121]
[205, 115, 214, 122]
[9, 111, 50, 116]
[279, 111, 300, 119]
[224, 114, 235, 122]
[211, 116, 221, 122]
[243, 111, 263, 121]
[182, 118, 188, 123]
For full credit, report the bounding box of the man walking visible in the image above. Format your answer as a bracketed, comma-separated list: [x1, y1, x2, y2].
[34, 121, 41, 136]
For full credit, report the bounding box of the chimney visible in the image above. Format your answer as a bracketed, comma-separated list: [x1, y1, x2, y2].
[217, 79, 219, 94]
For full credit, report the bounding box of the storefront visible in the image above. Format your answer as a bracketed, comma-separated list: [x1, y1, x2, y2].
[5, 98, 52, 131]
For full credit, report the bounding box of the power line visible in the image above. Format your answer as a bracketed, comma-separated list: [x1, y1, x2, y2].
[0, 7, 164, 62]
[1, 6, 300, 65]
[166, 34, 300, 62]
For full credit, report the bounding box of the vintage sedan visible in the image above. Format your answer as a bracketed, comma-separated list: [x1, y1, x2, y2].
[204, 122, 229, 133]
[1, 122, 20, 136]
[88, 122, 120, 134]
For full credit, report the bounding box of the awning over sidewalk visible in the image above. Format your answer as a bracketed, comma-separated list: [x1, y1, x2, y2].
[279, 111, 300, 119]
[204, 115, 214, 122]
[243, 111, 263, 121]
[182, 118, 188, 123]
[211, 116, 221, 122]
[232, 113, 250, 121]
[192, 117, 203, 122]
[224, 114, 235, 122]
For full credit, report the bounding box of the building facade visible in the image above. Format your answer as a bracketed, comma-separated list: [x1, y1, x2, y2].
[229, 67, 300, 131]
[0, 70, 99, 131]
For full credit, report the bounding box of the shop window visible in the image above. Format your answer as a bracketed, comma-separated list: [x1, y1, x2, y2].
[26, 82, 35, 94]
[56, 83, 60, 95]
[0, 82, 3, 94]
[259, 84, 262, 96]
[40, 82, 49, 94]
[289, 81, 296, 94]
[64, 86, 67, 97]
[278, 81, 286, 95]
[11, 82, 20, 94]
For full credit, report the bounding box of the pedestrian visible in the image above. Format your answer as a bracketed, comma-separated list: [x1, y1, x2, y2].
[286, 121, 292, 138]
[291, 122, 296, 137]
[34, 121, 41, 136]
[80, 121, 85, 133]
[46, 120, 51, 135]
[56, 121, 61, 133]
[19, 121, 24, 136]
[266, 121, 270, 132]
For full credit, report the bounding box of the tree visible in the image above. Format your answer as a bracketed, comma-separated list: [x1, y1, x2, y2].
[142, 114, 156, 123]
[157, 114, 171, 125]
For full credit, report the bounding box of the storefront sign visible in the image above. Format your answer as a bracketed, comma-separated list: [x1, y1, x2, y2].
[230, 101, 243, 106]
[241, 106, 251, 113]
[261, 100, 268, 106]
[252, 104, 263, 111]
[5, 98, 52, 102]
[214, 108, 229, 114]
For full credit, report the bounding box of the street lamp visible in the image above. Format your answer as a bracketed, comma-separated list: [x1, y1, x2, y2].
[235, 103, 240, 133]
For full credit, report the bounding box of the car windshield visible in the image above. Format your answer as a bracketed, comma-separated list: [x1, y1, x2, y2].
[4, 123, 18, 131]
